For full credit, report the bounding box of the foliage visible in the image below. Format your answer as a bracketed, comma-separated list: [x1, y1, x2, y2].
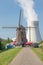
[0, 41, 2, 50]
[0, 38, 13, 51]
[6, 37, 13, 43]
[38, 42, 43, 52]
[0, 39, 4, 50]
[39, 43, 43, 47]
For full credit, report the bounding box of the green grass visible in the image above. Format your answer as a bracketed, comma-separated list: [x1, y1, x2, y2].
[0, 47, 22, 65]
[31, 47, 43, 61]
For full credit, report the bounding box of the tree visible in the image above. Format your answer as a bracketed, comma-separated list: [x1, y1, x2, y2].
[6, 37, 13, 43]
[0, 38, 2, 50]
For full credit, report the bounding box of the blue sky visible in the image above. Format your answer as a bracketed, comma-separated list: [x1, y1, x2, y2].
[0, 0, 43, 40]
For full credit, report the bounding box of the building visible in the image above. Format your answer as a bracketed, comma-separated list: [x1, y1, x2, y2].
[16, 25, 27, 45]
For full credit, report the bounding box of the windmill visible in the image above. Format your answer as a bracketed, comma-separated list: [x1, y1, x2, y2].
[2, 10, 27, 45]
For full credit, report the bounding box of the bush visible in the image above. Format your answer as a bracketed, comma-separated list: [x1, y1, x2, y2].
[0, 40, 5, 51]
[0, 40, 3, 50]
[0, 38, 13, 51]
[0, 42, 2, 50]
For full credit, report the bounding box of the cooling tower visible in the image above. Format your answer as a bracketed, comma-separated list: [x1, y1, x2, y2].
[28, 21, 42, 43]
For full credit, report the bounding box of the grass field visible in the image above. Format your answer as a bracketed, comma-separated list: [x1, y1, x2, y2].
[0, 47, 22, 65]
[31, 47, 43, 61]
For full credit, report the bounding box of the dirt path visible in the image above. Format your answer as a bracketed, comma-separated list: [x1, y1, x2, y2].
[9, 47, 43, 65]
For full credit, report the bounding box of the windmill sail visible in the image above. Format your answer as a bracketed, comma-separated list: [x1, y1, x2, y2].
[18, 10, 21, 27]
